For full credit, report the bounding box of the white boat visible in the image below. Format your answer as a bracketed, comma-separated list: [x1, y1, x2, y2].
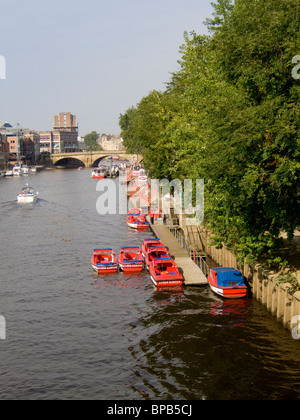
[12, 166, 23, 176]
[29, 166, 37, 174]
[21, 165, 30, 175]
[91, 168, 107, 179]
[5, 170, 13, 177]
[17, 184, 39, 204]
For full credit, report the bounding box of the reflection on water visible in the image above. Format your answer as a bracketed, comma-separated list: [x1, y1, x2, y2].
[0, 170, 299, 400]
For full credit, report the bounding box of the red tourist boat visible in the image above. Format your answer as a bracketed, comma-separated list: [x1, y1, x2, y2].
[126, 212, 150, 230]
[149, 257, 184, 288]
[91, 168, 107, 179]
[145, 246, 169, 270]
[118, 247, 144, 272]
[207, 267, 248, 299]
[142, 238, 164, 258]
[91, 249, 118, 274]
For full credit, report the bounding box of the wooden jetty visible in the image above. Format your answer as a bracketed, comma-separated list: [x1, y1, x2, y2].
[150, 222, 208, 286]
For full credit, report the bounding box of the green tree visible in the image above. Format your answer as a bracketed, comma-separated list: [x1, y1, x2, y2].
[84, 131, 102, 151]
[119, 0, 300, 268]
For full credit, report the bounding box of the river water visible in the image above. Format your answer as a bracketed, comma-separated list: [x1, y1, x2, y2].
[0, 169, 299, 400]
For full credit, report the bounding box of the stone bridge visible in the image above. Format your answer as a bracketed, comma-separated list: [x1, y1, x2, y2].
[50, 150, 141, 168]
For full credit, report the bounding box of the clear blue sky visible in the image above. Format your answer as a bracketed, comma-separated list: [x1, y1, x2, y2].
[0, 0, 214, 136]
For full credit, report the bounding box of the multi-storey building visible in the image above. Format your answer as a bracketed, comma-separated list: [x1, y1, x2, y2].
[39, 131, 53, 154]
[0, 132, 9, 170]
[23, 130, 40, 162]
[54, 112, 78, 133]
[40, 113, 79, 154]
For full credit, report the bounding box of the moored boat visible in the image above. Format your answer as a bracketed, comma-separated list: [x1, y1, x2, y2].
[145, 246, 169, 270]
[17, 184, 39, 204]
[12, 165, 23, 176]
[149, 257, 184, 288]
[91, 249, 118, 274]
[126, 213, 150, 230]
[142, 238, 164, 257]
[91, 168, 107, 179]
[207, 267, 248, 299]
[21, 165, 30, 175]
[118, 247, 144, 272]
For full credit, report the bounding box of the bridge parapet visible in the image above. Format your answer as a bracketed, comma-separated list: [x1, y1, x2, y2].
[50, 151, 141, 168]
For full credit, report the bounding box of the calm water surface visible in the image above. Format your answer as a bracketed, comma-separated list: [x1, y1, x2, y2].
[0, 169, 299, 400]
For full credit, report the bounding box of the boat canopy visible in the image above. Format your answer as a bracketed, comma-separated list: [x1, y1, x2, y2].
[21, 186, 35, 194]
[211, 268, 245, 287]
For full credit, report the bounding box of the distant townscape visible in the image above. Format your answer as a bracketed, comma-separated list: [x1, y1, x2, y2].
[0, 112, 124, 170]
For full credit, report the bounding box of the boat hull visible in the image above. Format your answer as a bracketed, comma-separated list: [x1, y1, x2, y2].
[126, 220, 150, 230]
[92, 263, 118, 274]
[209, 284, 248, 299]
[119, 262, 144, 272]
[150, 275, 183, 288]
[17, 195, 37, 204]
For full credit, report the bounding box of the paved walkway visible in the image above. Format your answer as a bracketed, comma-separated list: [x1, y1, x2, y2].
[150, 223, 208, 286]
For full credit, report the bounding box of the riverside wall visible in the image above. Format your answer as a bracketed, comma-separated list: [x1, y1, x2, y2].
[180, 220, 300, 336]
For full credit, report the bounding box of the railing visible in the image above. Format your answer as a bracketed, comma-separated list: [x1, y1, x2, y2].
[166, 225, 210, 277]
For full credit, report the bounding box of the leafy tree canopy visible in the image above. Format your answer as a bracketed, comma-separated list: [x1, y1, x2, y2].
[84, 131, 102, 151]
[119, 0, 300, 268]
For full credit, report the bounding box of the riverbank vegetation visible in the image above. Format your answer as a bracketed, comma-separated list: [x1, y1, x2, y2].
[119, 0, 300, 270]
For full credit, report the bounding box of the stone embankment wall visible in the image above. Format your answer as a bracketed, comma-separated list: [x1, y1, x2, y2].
[190, 225, 300, 336]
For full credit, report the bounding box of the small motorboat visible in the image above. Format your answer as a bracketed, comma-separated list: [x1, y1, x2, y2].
[91, 249, 118, 274]
[145, 246, 169, 270]
[5, 170, 13, 177]
[149, 257, 184, 288]
[142, 238, 164, 257]
[29, 166, 37, 174]
[12, 166, 23, 177]
[21, 165, 30, 175]
[17, 184, 39, 204]
[91, 168, 107, 179]
[118, 247, 144, 272]
[126, 212, 150, 230]
[207, 267, 248, 299]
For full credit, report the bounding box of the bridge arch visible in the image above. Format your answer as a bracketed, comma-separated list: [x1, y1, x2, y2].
[54, 157, 86, 168]
[92, 155, 113, 167]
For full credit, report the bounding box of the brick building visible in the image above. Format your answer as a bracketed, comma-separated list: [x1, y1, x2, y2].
[0, 132, 9, 170]
[39, 112, 79, 154]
